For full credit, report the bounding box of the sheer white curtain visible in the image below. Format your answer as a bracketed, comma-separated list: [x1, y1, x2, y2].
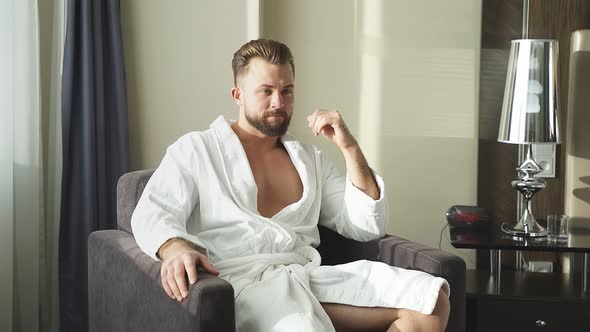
[40, 1, 65, 331]
[0, 0, 16, 328]
[0, 0, 64, 331]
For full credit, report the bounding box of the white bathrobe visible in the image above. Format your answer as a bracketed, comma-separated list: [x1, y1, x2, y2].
[131, 116, 448, 331]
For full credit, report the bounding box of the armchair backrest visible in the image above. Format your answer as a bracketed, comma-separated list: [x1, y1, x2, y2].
[117, 169, 155, 234]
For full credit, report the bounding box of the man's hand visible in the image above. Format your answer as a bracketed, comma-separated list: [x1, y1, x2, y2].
[307, 109, 358, 151]
[158, 238, 219, 301]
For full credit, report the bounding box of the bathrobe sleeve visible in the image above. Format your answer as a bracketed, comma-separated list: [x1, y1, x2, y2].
[317, 150, 388, 241]
[131, 136, 207, 261]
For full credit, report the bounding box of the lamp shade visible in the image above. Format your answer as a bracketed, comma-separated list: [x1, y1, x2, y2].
[498, 39, 560, 144]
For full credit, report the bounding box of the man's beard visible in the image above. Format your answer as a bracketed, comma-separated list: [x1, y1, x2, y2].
[245, 109, 291, 137]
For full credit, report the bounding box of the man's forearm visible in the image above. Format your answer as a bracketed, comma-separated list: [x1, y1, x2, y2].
[306, 109, 380, 200]
[341, 144, 380, 200]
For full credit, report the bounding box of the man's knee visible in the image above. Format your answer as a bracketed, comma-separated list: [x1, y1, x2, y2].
[398, 289, 449, 332]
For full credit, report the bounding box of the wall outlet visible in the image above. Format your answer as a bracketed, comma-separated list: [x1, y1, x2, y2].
[533, 144, 556, 178]
[528, 261, 553, 273]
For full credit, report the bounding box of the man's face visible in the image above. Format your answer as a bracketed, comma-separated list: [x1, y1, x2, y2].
[234, 57, 295, 137]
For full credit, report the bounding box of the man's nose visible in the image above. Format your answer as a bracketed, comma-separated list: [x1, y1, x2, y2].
[270, 91, 284, 109]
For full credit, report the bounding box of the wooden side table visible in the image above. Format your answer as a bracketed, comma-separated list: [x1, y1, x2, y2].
[450, 219, 590, 331]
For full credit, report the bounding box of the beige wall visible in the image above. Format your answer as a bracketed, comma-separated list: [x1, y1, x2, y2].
[565, 30, 590, 220]
[263, 0, 480, 266]
[123, 0, 480, 266]
[121, 0, 253, 169]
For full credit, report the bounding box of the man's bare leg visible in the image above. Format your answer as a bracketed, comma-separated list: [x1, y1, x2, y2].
[321, 289, 449, 332]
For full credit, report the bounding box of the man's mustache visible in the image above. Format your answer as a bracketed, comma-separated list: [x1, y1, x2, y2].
[264, 110, 288, 118]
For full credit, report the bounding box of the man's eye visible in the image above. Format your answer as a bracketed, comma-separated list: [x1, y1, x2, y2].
[283, 89, 293, 95]
[260, 89, 271, 94]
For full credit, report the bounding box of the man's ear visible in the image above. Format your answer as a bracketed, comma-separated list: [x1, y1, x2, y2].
[231, 87, 242, 106]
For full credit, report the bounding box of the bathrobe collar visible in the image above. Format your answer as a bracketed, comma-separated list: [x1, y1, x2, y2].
[210, 116, 315, 223]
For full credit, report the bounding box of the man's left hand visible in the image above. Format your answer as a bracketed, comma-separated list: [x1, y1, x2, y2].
[307, 109, 357, 150]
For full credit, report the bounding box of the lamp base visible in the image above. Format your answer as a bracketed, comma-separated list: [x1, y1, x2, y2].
[500, 144, 548, 238]
[501, 222, 547, 238]
[501, 206, 547, 238]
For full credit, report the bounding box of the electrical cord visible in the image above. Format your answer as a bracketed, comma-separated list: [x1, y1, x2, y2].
[439, 223, 476, 267]
[439, 223, 449, 250]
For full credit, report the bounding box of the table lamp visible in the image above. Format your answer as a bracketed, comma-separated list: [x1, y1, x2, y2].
[498, 39, 561, 238]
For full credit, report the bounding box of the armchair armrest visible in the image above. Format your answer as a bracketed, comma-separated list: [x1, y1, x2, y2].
[378, 235, 466, 332]
[88, 230, 235, 332]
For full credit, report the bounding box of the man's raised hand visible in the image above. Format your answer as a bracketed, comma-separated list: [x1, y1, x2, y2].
[157, 238, 219, 301]
[307, 108, 380, 200]
[307, 109, 358, 151]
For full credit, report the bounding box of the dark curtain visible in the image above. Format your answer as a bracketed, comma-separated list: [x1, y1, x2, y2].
[59, 0, 129, 331]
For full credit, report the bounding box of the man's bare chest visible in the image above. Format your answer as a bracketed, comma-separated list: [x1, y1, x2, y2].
[247, 151, 304, 218]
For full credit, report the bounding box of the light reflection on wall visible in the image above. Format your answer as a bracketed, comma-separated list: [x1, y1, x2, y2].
[246, 0, 260, 41]
[355, 0, 384, 171]
[352, 0, 480, 268]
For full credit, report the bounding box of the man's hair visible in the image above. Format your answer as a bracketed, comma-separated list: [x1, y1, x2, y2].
[232, 39, 295, 86]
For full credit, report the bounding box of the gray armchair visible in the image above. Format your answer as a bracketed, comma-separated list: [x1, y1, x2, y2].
[88, 169, 466, 332]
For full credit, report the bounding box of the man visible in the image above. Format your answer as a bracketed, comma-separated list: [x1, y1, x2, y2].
[132, 39, 450, 331]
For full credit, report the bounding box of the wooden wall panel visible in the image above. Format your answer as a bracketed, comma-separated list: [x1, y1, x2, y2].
[477, 0, 590, 270]
[528, 0, 590, 220]
[481, 0, 522, 49]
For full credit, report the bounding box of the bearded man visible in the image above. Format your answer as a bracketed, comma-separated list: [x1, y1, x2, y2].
[131, 38, 450, 332]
